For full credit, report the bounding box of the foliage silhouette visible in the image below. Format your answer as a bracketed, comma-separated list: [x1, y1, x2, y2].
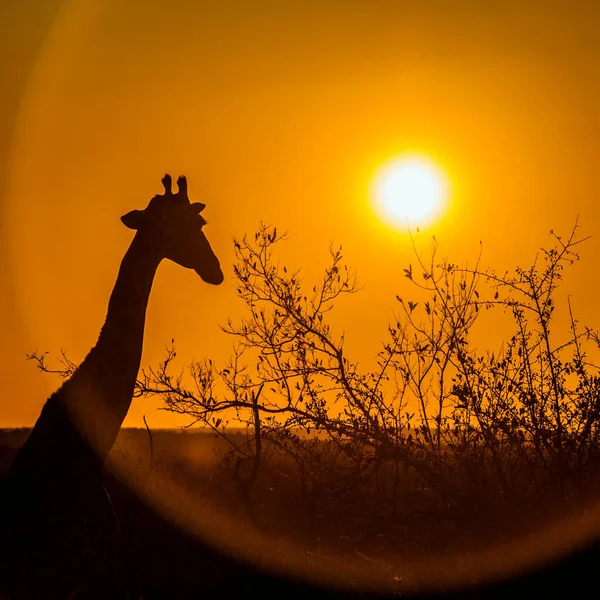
[23, 221, 600, 591]
[133, 223, 600, 552]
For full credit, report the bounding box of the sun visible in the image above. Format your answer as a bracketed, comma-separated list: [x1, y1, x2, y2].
[371, 155, 449, 228]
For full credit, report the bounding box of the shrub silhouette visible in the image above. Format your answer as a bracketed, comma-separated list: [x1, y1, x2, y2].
[26, 221, 600, 587]
[134, 223, 600, 543]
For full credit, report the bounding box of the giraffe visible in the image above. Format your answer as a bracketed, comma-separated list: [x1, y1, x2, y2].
[1, 174, 223, 596]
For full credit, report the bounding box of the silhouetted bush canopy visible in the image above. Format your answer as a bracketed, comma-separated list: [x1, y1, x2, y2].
[26, 222, 600, 587]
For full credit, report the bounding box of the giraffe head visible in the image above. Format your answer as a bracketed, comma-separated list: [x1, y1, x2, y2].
[121, 174, 224, 285]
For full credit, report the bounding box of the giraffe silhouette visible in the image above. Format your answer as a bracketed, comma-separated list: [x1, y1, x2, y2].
[1, 174, 223, 596]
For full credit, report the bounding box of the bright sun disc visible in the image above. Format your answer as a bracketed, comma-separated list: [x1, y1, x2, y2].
[372, 156, 449, 227]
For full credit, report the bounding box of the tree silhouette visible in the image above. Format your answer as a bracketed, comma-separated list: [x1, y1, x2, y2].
[131, 221, 600, 534]
[28, 221, 600, 572]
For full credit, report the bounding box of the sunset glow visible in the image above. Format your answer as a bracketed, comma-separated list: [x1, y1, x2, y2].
[372, 156, 449, 227]
[3, 2, 600, 594]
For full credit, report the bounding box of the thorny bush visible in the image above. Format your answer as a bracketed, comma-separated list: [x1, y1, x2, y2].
[32, 222, 600, 552]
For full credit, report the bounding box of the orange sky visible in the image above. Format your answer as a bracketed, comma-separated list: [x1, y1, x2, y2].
[1, 0, 599, 428]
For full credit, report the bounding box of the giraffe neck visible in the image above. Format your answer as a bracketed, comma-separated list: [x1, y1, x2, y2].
[58, 231, 163, 461]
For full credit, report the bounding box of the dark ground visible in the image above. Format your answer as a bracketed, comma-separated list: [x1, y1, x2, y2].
[1, 429, 600, 599]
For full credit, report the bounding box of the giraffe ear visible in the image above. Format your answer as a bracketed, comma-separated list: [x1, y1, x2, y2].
[121, 209, 146, 230]
[189, 202, 206, 214]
